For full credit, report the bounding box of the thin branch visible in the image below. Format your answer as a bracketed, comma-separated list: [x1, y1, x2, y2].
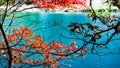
[1, 0, 9, 25]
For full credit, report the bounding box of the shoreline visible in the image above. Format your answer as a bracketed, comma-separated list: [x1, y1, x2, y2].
[0, 4, 120, 13]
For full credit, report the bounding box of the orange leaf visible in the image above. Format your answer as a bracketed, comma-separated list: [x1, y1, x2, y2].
[70, 41, 76, 47]
[25, 39, 33, 43]
[7, 35, 18, 43]
[23, 45, 29, 50]
[12, 29, 18, 34]
[32, 40, 41, 47]
[41, 42, 49, 49]
[12, 29, 23, 38]
[20, 26, 33, 37]
[34, 35, 43, 41]
[52, 40, 64, 48]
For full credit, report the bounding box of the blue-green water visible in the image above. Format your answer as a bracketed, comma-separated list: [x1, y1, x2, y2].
[4, 12, 120, 68]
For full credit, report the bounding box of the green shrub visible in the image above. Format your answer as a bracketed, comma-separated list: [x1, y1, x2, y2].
[0, 0, 15, 5]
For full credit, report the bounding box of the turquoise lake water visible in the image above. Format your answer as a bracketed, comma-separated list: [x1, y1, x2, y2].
[4, 12, 120, 68]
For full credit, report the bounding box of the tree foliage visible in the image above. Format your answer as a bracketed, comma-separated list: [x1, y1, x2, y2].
[0, 0, 15, 5]
[30, 0, 87, 9]
[0, 26, 88, 68]
[0, 0, 120, 68]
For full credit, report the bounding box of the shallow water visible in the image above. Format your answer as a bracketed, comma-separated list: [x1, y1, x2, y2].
[4, 12, 120, 68]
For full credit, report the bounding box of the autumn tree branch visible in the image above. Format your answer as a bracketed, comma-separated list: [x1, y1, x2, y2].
[0, 24, 12, 68]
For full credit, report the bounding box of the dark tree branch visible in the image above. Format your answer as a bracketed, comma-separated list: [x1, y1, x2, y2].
[0, 24, 12, 68]
[1, 0, 9, 25]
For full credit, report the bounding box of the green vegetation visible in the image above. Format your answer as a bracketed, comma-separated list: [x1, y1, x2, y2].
[0, 0, 15, 5]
